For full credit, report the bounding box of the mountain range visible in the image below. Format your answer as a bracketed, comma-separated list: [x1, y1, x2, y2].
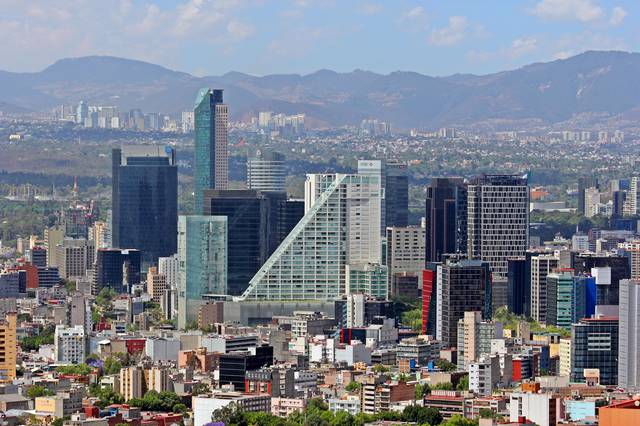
[1, 50, 640, 129]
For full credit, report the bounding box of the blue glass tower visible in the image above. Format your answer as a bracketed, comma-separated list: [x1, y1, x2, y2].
[194, 88, 228, 214]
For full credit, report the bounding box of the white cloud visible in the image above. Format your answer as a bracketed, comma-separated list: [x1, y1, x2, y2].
[428, 16, 467, 46]
[227, 20, 255, 40]
[609, 6, 627, 26]
[397, 6, 428, 32]
[510, 36, 538, 57]
[530, 0, 604, 22]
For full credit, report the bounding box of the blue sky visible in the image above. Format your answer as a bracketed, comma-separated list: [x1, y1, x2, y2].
[0, 0, 637, 76]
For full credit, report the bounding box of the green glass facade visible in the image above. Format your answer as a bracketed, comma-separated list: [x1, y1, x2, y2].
[194, 88, 227, 214]
[177, 215, 227, 329]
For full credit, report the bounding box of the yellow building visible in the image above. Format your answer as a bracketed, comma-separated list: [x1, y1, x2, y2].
[559, 338, 571, 378]
[0, 313, 17, 382]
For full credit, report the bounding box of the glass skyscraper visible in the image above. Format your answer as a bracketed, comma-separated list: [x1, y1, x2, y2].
[112, 146, 177, 267]
[93, 248, 141, 294]
[240, 173, 386, 301]
[194, 88, 228, 214]
[247, 150, 287, 192]
[202, 190, 303, 296]
[177, 215, 227, 329]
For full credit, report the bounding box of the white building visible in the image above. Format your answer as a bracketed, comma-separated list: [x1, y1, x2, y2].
[334, 341, 372, 366]
[241, 173, 386, 300]
[530, 254, 559, 324]
[158, 254, 179, 288]
[509, 392, 556, 426]
[193, 392, 270, 426]
[618, 279, 640, 391]
[468, 356, 501, 396]
[329, 396, 361, 415]
[54, 325, 86, 364]
[145, 337, 180, 362]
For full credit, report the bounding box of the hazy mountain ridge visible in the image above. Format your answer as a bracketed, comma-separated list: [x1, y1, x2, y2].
[1, 50, 639, 128]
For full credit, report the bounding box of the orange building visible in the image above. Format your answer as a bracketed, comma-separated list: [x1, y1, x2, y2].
[178, 348, 215, 371]
[599, 398, 640, 426]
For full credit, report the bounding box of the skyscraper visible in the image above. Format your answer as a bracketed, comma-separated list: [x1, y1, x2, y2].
[467, 174, 529, 279]
[112, 146, 177, 267]
[436, 258, 492, 347]
[385, 159, 409, 228]
[0, 313, 16, 382]
[93, 248, 141, 294]
[357, 159, 408, 232]
[618, 279, 640, 391]
[572, 253, 630, 305]
[203, 190, 303, 296]
[240, 173, 385, 301]
[177, 216, 227, 329]
[425, 177, 464, 262]
[507, 257, 528, 316]
[194, 88, 228, 213]
[530, 254, 559, 324]
[247, 151, 286, 192]
[571, 316, 619, 386]
[577, 177, 599, 215]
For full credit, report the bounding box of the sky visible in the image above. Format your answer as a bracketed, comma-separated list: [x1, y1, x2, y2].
[0, 0, 637, 77]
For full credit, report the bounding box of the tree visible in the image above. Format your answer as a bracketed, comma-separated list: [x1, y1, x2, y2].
[345, 381, 361, 392]
[102, 356, 123, 375]
[414, 383, 430, 399]
[402, 405, 442, 425]
[191, 382, 211, 396]
[436, 358, 457, 372]
[432, 382, 453, 391]
[457, 375, 469, 392]
[373, 363, 389, 373]
[478, 408, 496, 419]
[27, 385, 54, 399]
[56, 364, 93, 376]
[442, 414, 477, 425]
[211, 402, 244, 425]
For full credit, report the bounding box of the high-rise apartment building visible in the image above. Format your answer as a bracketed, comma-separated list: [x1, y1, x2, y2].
[56, 238, 94, 280]
[247, 151, 286, 192]
[0, 313, 16, 382]
[436, 258, 492, 347]
[357, 159, 408, 231]
[112, 146, 177, 266]
[158, 254, 179, 289]
[54, 325, 86, 364]
[617, 240, 640, 280]
[45, 225, 65, 267]
[623, 176, 639, 216]
[194, 88, 228, 213]
[456, 311, 502, 370]
[467, 174, 529, 280]
[147, 267, 167, 304]
[618, 279, 640, 391]
[203, 190, 303, 296]
[240, 173, 385, 301]
[530, 254, 559, 324]
[93, 248, 141, 294]
[571, 316, 618, 386]
[386, 226, 425, 296]
[177, 216, 227, 329]
[425, 177, 465, 262]
[578, 177, 599, 215]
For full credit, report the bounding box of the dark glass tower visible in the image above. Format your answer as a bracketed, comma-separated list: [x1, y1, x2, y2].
[385, 160, 409, 227]
[507, 257, 528, 316]
[194, 88, 228, 214]
[203, 190, 303, 296]
[570, 316, 618, 385]
[425, 177, 464, 263]
[112, 146, 177, 267]
[93, 248, 141, 294]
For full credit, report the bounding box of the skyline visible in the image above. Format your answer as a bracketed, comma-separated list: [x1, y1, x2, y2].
[1, 0, 637, 77]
